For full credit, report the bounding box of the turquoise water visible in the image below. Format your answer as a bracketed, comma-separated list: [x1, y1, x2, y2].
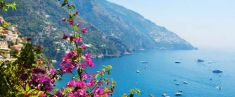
[56, 49, 235, 97]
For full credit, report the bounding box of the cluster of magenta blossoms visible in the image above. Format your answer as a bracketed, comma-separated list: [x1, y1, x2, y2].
[54, 15, 115, 97]
[29, 68, 54, 92]
[49, 0, 116, 97]
[15, 0, 116, 96]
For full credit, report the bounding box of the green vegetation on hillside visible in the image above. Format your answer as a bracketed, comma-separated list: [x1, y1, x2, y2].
[3, 0, 128, 59]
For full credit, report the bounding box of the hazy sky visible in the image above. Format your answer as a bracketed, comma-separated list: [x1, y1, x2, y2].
[108, 0, 235, 49]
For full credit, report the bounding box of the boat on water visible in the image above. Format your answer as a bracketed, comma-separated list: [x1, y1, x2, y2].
[175, 83, 180, 86]
[197, 59, 205, 62]
[175, 61, 181, 64]
[124, 51, 132, 55]
[175, 90, 183, 96]
[183, 81, 188, 84]
[216, 86, 222, 90]
[212, 70, 223, 74]
[162, 93, 170, 97]
[140, 61, 148, 63]
[136, 70, 140, 73]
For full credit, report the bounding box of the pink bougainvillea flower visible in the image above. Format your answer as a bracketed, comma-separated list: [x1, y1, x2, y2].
[50, 69, 57, 76]
[68, 90, 86, 97]
[80, 44, 87, 49]
[86, 79, 96, 88]
[81, 73, 90, 79]
[82, 28, 87, 33]
[86, 58, 94, 67]
[69, 20, 74, 25]
[60, 60, 75, 73]
[78, 63, 86, 69]
[60, 51, 78, 73]
[67, 80, 76, 87]
[68, 92, 77, 97]
[30, 74, 54, 92]
[84, 53, 94, 67]
[77, 81, 85, 88]
[86, 82, 93, 88]
[66, 80, 85, 89]
[93, 88, 105, 97]
[98, 81, 103, 86]
[77, 23, 81, 27]
[73, 37, 83, 44]
[66, 51, 77, 58]
[63, 34, 69, 39]
[78, 89, 86, 96]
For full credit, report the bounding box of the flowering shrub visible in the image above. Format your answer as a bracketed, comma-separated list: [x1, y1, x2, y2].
[0, 0, 140, 97]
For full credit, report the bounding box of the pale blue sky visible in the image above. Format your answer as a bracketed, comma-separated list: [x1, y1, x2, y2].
[108, 0, 235, 49]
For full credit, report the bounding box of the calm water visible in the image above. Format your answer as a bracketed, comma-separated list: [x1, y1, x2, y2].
[56, 49, 235, 97]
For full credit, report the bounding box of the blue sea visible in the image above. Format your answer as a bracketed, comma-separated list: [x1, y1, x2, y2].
[56, 49, 235, 97]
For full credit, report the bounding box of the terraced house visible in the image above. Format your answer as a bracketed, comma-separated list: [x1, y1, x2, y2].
[0, 16, 23, 61]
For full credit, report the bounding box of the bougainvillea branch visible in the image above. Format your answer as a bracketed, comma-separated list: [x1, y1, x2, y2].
[0, 0, 140, 96]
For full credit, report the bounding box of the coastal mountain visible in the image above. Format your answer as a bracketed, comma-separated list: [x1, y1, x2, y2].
[3, 0, 194, 58]
[74, 0, 194, 50]
[3, 0, 128, 58]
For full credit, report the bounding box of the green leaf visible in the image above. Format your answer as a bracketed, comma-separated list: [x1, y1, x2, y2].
[28, 89, 36, 93]
[6, 2, 16, 10]
[72, 25, 79, 32]
[26, 84, 30, 91]
[68, 4, 76, 10]
[135, 89, 141, 94]
[31, 96, 38, 97]
[95, 73, 100, 79]
[130, 88, 141, 95]
[62, 0, 68, 7]
[104, 65, 112, 70]
[32, 64, 37, 67]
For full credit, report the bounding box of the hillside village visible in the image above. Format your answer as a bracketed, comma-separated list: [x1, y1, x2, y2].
[0, 16, 24, 61]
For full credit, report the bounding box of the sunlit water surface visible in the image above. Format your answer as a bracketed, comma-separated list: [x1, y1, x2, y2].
[56, 49, 235, 97]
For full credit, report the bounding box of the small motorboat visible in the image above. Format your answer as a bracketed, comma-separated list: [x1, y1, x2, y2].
[175, 83, 180, 86]
[175, 61, 181, 64]
[197, 59, 205, 62]
[175, 90, 183, 96]
[183, 81, 188, 84]
[162, 93, 170, 97]
[140, 61, 148, 63]
[216, 86, 222, 90]
[212, 70, 223, 74]
[136, 70, 140, 73]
